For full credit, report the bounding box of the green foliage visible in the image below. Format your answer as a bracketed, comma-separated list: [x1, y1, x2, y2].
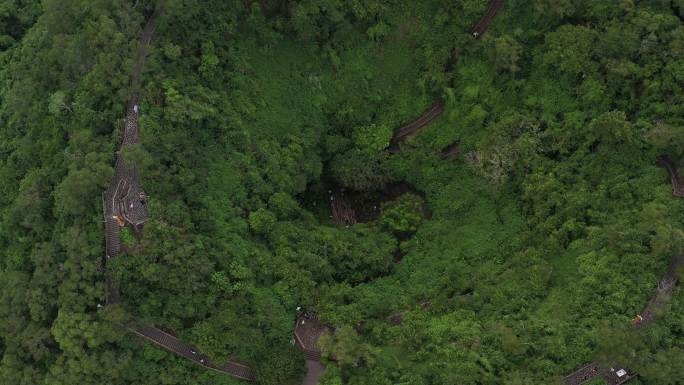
[493, 35, 522, 74]
[120, 226, 135, 247]
[249, 208, 277, 234]
[268, 192, 302, 220]
[48, 91, 72, 115]
[254, 344, 305, 385]
[544, 24, 597, 75]
[330, 149, 389, 191]
[378, 193, 424, 235]
[3, 1, 684, 384]
[0, 0, 40, 48]
[319, 325, 375, 367]
[54, 154, 112, 217]
[352, 123, 392, 154]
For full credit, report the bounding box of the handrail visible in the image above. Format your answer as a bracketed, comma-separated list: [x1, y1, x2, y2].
[129, 325, 257, 381]
[102, 1, 507, 384]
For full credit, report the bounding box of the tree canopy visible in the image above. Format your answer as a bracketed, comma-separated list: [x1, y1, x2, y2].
[1, 1, 684, 384]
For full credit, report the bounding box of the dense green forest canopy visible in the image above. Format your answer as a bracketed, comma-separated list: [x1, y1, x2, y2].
[1, 0, 684, 384]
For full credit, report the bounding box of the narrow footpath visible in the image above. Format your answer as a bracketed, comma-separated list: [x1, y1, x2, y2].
[101, 4, 259, 382]
[101, 1, 506, 384]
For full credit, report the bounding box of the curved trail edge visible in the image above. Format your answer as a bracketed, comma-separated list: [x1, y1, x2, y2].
[103, 2, 507, 383]
[563, 159, 684, 385]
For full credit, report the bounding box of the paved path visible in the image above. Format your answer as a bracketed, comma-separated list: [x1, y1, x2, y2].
[302, 360, 325, 385]
[130, 325, 257, 381]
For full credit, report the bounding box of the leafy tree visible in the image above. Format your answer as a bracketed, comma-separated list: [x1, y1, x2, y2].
[330, 149, 389, 191]
[544, 24, 598, 76]
[249, 208, 277, 234]
[319, 325, 375, 368]
[378, 193, 424, 236]
[493, 35, 523, 74]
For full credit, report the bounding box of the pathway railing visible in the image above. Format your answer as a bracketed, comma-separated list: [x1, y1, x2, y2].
[102, 1, 507, 384]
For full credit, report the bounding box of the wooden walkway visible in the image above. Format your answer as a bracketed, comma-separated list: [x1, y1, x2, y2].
[130, 325, 257, 381]
[100, 4, 262, 382]
[562, 159, 684, 385]
[101, 1, 506, 383]
[293, 314, 332, 384]
[388, 0, 505, 154]
[657, 155, 684, 197]
[388, 102, 445, 153]
[563, 364, 636, 385]
[471, 0, 505, 38]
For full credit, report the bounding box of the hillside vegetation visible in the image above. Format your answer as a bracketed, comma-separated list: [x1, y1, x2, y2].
[1, 1, 684, 385]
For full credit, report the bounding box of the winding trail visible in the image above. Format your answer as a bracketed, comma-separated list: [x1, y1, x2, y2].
[102, 5, 259, 382]
[471, 0, 505, 38]
[388, 0, 505, 154]
[294, 315, 333, 385]
[657, 155, 684, 197]
[102, 1, 505, 384]
[562, 161, 684, 385]
[130, 326, 256, 381]
[388, 102, 444, 153]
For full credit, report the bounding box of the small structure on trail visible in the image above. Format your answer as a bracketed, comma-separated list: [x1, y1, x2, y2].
[294, 313, 333, 362]
[111, 177, 149, 229]
[121, 186, 148, 227]
[602, 367, 635, 385]
[563, 363, 636, 385]
[114, 215, 125, 226]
